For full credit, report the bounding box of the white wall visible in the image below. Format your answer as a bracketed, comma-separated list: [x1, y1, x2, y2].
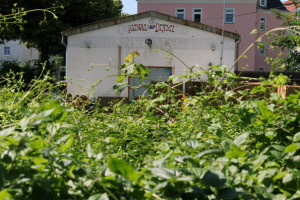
[66, 17, 236, 98]
[0, 40, 38, 64]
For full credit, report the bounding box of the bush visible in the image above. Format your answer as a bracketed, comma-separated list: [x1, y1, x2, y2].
[0, 62, 299, 199]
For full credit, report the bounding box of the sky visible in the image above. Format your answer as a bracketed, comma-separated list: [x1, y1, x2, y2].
[122, 0, 137, 14]
[121, 0, 287, 15]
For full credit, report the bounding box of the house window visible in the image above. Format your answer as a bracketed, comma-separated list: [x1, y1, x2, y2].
[176, 8, 185, 19]
[259, 66, 265, 72]
[259, 43, 265, 56]
[260, 17, 266, 31]
[4, 47, 10, 56]
[225, 8, 235, 24]
[193, 8, 202, 23]
[260, 0, 267, 7]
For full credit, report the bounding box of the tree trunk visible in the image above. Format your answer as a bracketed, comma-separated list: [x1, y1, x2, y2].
[40, 43, 50, 71]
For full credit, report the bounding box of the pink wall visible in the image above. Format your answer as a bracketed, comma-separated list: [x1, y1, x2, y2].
[255, 12, 286, 71]
[138, 2, 285, 72]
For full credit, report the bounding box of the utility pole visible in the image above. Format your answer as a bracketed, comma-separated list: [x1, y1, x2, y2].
[220, 0, 226, 65]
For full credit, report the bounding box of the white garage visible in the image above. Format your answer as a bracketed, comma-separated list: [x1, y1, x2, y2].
[62, 11, 239, 100]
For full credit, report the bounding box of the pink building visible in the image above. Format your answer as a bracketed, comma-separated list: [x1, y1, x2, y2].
[138, 0, 290, 72]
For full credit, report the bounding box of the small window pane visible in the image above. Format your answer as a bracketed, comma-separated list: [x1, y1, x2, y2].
[225, 9, 235, 24]
[259, 44, 265, 56]
[260, 0, 266, 7]
[260, 17, 266, 31]
[176, 9, 185, 19]
[193, 9, 202, 23]
[4, 47, 10, 56]
[259, 66, 265, 72]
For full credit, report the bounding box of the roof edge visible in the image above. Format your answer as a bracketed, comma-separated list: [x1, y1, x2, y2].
[62, 11, 240, 41]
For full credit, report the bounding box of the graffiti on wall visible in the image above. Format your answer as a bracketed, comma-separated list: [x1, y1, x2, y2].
[118, 17, 188, 35]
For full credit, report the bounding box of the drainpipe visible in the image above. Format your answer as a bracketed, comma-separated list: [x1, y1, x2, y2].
[220, 0, 226, 65]
[61, 33, 68, 85]
[118, 45, 122, 97]
[235, 36, 241, 72]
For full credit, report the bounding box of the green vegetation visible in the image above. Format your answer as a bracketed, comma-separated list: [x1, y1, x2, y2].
[0, 56, 299, 199]
[271, 2, 300, 71]
[0, 0, 123, 69]
[0, 3, 299, 200]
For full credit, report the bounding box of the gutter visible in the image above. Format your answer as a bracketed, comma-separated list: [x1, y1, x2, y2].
[235, 36, 242, 72]
[61, 32, 67, 47]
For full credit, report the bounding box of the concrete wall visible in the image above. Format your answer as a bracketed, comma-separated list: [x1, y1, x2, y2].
[66, 17, 236, 98]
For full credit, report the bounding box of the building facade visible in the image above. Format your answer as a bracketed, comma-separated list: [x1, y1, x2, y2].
[63, 11, 239, 99]
[138, 0, 290, 71]
[0, 40, 39, 64]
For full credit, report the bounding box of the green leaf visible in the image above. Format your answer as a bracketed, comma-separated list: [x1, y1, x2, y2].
[61, 137, 74, 151]
[88, 193, 109, 200]
[32, 157, 48, 165]
[254, 185, 274, 199]
[294, 132, 300, 142]
[0, 189, 13, 200]
[112, 82, 128, 93]
[270, 150, 283, 159]
[149, 168, 176, 180]
[282, 173, 293, 183]
[234, 132, 250, 146]
[272, 172, 286, 182]
[87, 144, 96, 158]
[251, 86, 265, 94]
[250, 29, 258, 34]
[203, 171, 226, 188]
[184, 140, 201, 149]
[29, 138, 47, 150]
[195, 149, 223, 158]
[226, 145, 247, 160]
[219, 188, 243, 200]
[258, 101, 273, 121]
[0, 126, 15, 137]
[225, 91, 235, 100]
[253, 154, 269, 171]
[107, 157, 138, 182]
[285, 143, 300, 153]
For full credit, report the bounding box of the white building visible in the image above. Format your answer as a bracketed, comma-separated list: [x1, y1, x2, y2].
[0, 40, 39, 64]
[62, 11, 239, 100]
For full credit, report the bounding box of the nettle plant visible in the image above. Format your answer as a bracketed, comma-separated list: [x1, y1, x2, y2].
[0, 34, 299, 200]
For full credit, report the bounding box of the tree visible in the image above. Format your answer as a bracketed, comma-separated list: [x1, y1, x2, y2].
[0, 0, 123, 70]
[271, 1, 300, 71]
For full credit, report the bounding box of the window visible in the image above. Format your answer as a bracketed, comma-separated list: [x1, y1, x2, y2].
[225, 8, 235, 24]
[193, 8, 202, 23]
[4, 47, 10, 56]
[260, 0, 267, 7]
[259, 66, 265, 72]
[260, 17, 266, 31]
[259, 43, 265, 56]
[176, 8, 185, 19]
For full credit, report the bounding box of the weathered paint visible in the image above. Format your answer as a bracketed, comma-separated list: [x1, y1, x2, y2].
[65, 16, 236, 98]
[63, 11, 239, 41]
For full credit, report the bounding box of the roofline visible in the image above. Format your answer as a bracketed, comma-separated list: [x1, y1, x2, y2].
[62, 11, 240, 41]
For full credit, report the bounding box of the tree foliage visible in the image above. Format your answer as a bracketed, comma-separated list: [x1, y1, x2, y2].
[271, 1, 300, 71]
[0, 0, 123, 69]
